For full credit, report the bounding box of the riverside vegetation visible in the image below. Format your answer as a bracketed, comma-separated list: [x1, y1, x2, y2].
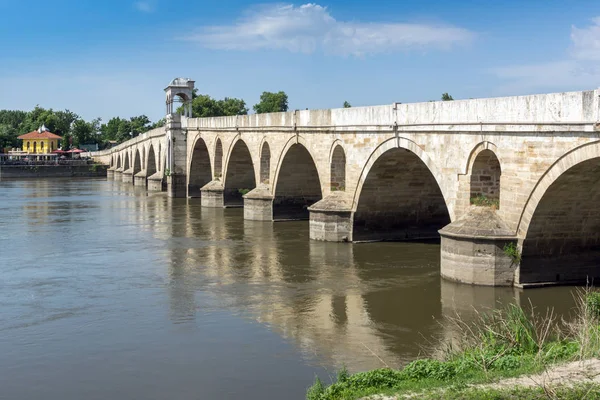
[307, 289, 600, 399]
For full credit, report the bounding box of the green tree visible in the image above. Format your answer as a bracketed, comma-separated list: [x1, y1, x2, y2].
[441, 93, 454, 101]
[220, 97, 248, 116]
[343, 101, 352, 108]
[61, 133, 71, 151]
[129, 115, 151, 137]
[71, 119, 93, 148]
[190, 94, 224, 118]
[253, 91, 288, 114]
[150, 118, 166, 129]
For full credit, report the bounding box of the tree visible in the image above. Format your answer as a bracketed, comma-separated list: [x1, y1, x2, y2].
[441, 93, 454, 101]
[220, 97, 248, 116]
[343, 101, 351, 108]
[71, 119, 93, 148]
[253, 91, 288, 114]
[129, 115, 151, 137]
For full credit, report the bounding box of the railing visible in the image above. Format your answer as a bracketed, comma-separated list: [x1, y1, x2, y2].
[0, 160, 97, 166]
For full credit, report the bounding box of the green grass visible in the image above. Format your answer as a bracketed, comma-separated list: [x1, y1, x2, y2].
[306, 290, 600, 400]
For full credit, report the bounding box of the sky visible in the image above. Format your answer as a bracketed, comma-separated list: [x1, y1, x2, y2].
[1, 0, 600, 123]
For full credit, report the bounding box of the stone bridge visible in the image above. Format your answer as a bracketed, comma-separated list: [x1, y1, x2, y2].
[91, 78, 600, 288]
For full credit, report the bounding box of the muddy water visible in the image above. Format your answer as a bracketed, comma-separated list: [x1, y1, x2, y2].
[0, 179, 581, 399]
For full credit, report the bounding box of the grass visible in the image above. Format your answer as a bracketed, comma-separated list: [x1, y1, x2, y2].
[306, 289, 600, 400]
[470, 194, 500, 208]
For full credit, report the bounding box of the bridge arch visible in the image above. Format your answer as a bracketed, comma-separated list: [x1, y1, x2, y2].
[272, 135, 323, 220]
[223, 138, 256, 206]
[147, 144, 157, 177]
[467, 144, 501, 207]
[214, 138, 223, 179]
[116, 154, 121, 169]
[259, 139, 271, 184]
[517, 141, 600, 284]
[330, 142, 346, 191]
[352, 137, 450, 242]
[133, 149, 142, 176]
[187, 136, 212, 197]
[123, 152, 130, 171]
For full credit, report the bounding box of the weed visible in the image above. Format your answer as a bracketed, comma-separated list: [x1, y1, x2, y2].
[503, 242, 522, 264]
[306, 376, 325, 400]
[238, 188, 251, 196]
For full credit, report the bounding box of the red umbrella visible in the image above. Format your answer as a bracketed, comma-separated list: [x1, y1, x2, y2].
[69, 148, 85, 153]
[52, 149, 67, 154]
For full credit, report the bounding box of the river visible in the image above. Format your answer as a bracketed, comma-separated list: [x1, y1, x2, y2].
[0, 179, 582, 399]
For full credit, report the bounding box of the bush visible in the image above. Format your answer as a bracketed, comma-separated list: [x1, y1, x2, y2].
[402, 359, 457, 381]
[586, 291, 600, 319]
[306, 376, 324, 400]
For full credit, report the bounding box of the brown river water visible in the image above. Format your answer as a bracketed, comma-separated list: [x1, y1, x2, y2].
[0, 179, 582, 399]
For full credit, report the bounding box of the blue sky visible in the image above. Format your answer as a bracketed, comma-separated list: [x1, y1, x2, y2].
[1, 0, 600, 122]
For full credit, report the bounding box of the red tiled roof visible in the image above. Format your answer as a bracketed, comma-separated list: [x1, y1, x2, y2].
[18, 130, 62, 140]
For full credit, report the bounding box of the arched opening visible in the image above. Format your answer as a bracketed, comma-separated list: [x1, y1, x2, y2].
[116, 155, 121, 169]
[470, 150, 501, 208]
[260, 142, 271, 184]
[331, 145, 346, 191]
[214, 139, 223, 179]
[353, 148, 450, 242]
[147, 145, 157, 177]
[274, 144, 322, 220]
[124, 153, 130, 170]
[27, 142, 30, 151]
[188, 138, 212, 197]
[33, 142, 37, 153]
[521, 158, 600, 284]
[133, 150, 142, 175]
[224, 140, 256, 206]
[40, 142, 44, 152]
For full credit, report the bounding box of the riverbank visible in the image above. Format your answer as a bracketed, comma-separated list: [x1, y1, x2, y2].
[307, 290, 600, 400]
[0, 164, 107, 179]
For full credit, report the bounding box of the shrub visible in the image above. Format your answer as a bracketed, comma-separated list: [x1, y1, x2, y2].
[503, 242, 522, 265]
[306, 376, 324, 400]
[402, 359, 457, 381]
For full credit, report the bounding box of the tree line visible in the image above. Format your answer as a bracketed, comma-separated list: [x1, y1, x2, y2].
[0, 107, 165, 151]
[0, 91, 453, 150]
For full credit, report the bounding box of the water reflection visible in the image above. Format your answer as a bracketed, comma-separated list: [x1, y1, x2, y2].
[1, 179, 587, 400]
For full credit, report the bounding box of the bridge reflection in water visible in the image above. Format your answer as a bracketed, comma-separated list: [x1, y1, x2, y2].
[113, 180, 580, 372]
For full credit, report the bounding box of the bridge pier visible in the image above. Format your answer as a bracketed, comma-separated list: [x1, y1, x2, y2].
[243, 187, 273, 220]
[107, 167, 115, 180]
[147, 173, 163, 192]
[200, 180, 224, 207]
[134, 172, 148, 187]
[167, 174, 187, 198]
[114, 168, 123, 181]
[308, 193, 354, 242]
[122, 169, 134, 184]
[439, 207, 517, 286]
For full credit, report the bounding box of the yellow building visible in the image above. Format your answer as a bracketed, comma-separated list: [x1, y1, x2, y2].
[17, 125, 62, 154]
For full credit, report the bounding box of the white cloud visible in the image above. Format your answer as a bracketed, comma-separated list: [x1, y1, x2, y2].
[570, 16, 600, 60]
[491, 17, 600, 92]
[134, 1, 155, 13]
[184, 3, 474, 56]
